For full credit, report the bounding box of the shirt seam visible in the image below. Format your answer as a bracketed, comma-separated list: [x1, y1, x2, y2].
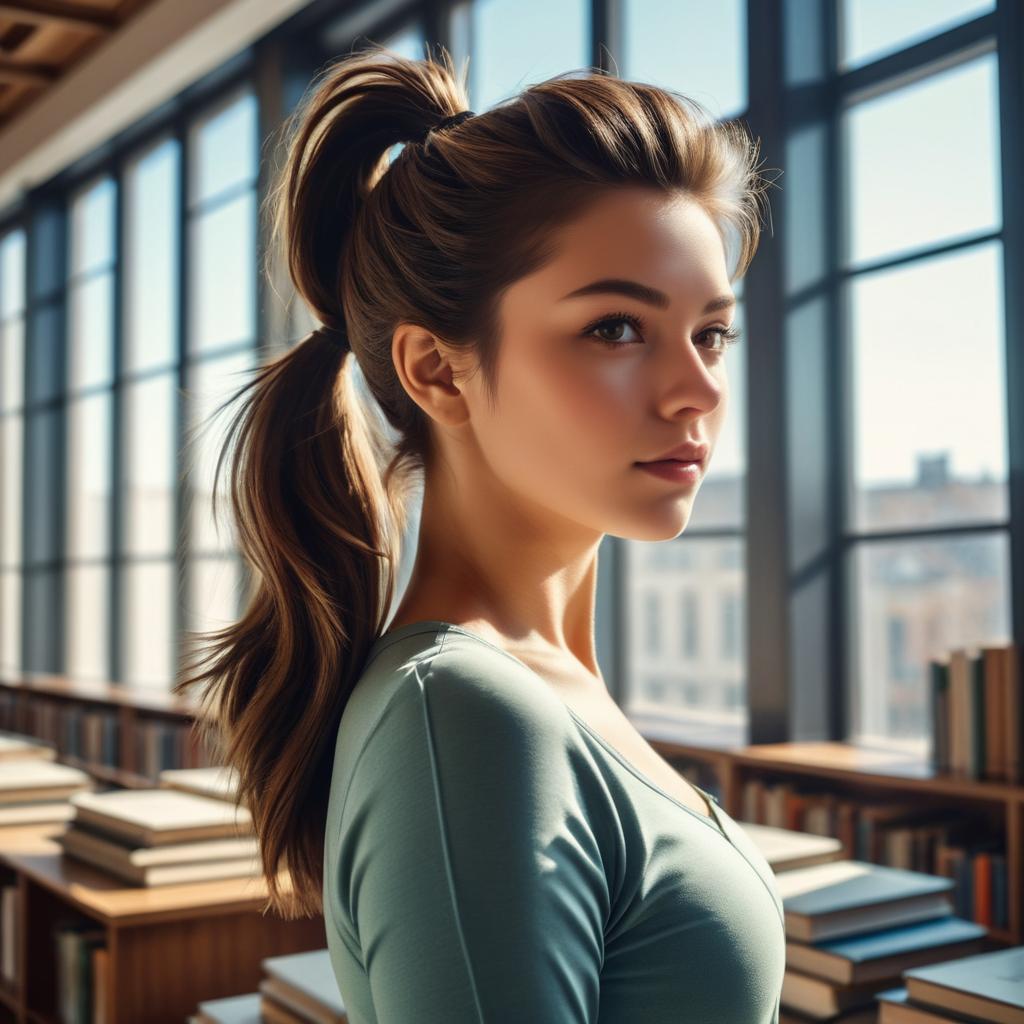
[416, 627, 486, 1021]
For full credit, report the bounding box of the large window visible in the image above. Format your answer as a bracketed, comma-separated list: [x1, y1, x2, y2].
[841, 30, 1007, 752]
[3, 0, 1017, 747]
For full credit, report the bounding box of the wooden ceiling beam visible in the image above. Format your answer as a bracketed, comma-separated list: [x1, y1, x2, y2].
[0, 1, 118, 34]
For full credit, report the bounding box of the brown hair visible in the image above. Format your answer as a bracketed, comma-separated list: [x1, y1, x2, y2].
[172, 43, 773, 919]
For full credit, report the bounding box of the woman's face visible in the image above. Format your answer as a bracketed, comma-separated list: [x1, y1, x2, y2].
[456, 186, 736, 543]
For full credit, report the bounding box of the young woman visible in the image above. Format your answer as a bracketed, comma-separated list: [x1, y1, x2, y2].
[176, 44, 781, 1023]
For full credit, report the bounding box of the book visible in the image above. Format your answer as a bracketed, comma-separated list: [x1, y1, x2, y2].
[0, 759, 93, 804]
[773, 860, 955, 942]
[785, 915, 987, 985]
[192, 992, 263, 1024]
[876, 985, 962, 1023]
[781, 968, 889, 1019]
[159, 766, 241, 803]
[68, 788, 253, 847]
[738, 823, 844, 872]
[0, 731, 56, 761]
[902, 945, 1024, 1024]
[0, 800, 76, 827]
[260, 948, 347, 1024]
[780, 1008, 878, 1024]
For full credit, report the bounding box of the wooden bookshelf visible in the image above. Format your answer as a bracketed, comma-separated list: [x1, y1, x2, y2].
[0, 823, 324, 1024]
[0, 674, 216, 790]
[647, 736, 1024, 947]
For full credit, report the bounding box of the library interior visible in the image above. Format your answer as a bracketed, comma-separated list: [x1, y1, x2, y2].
[0, 0, 1021, 1022]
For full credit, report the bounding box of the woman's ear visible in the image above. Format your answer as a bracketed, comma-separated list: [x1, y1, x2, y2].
[391, 322, 473, 428]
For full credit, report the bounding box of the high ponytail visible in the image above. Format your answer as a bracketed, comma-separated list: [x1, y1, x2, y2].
[173, 42, 770, 919]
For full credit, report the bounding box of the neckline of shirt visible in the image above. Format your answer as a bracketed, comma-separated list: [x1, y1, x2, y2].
[365, 619, 733, 842]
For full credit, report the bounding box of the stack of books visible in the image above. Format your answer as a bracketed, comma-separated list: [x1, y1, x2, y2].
[877, 945, 1024, 1021]
[0, 730, 57, 761]
[0, 758, 94, 826]
[158, 765, 241, 803]
[188, 947, 348, 1023]
[55, 788, 259, 886]
[774, 859, 991, 1021]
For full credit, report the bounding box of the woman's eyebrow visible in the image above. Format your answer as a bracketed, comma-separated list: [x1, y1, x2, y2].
[559, 278, 735, 314]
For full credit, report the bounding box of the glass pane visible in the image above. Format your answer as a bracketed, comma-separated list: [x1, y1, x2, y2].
[849, 242, 1006, 532]
[124, 137, 181, 374]
[840, 0, 994, 71]
[66, 392, 113, 559]
[845, 53, 1000, 267]
[188, 190, 256, 354]
[65, 563, 109, 681]
[1, 415, 22, 567]
[383, 23, 424, 60]
[68, 271, 115, 391]
[69, 176, 116, 276]
[185, 349, 256, 553]
[2, 318, 24, 412]
[189, 90, 258, 206]
[186, 556, 243, 637]
[0, 570, 19, 674]
[1, 229, 25, 319]
[622, 0, 746, 120]
[849, 531, 1010, 754]
[124, 373, 177, 557]
[121, 561, 175, 688]
[623, 536, 746, 746]
[470, 0, 590, 112]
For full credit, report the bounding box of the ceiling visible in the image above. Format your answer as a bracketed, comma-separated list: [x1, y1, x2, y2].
[0, 0, 158, 132]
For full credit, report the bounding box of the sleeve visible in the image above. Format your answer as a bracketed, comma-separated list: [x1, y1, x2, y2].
[333, 652, 610, 1023]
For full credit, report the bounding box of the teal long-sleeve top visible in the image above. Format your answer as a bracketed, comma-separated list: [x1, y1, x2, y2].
[323, 621, 787, 1023]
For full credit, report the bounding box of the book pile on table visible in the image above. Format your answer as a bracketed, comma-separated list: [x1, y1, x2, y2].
[55, 787, 259, 886]
[774, 859, 991, 1022]
[188, 947, 348, 1024]
[0, 757, 93, 826]
[876, 945, 1024, 1022]
[0, 730, 58, 761]
[158, 765, 241, 803]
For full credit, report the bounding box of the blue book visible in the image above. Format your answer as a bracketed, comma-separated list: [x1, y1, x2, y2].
[786, 915, 987, 986]
[774, 860, 955, 942]
[904, 945, 1024, 1022]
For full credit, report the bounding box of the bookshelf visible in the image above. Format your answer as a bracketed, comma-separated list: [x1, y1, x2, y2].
[0, 675, 217, 790]
[0, 823, 325, 1024]
[647, 736, 1024, 947]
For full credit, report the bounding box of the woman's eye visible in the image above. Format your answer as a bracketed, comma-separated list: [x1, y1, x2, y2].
[583, 313, 646, 347]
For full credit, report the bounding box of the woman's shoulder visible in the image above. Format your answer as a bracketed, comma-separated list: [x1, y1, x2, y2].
[332, 624, 581, 787]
